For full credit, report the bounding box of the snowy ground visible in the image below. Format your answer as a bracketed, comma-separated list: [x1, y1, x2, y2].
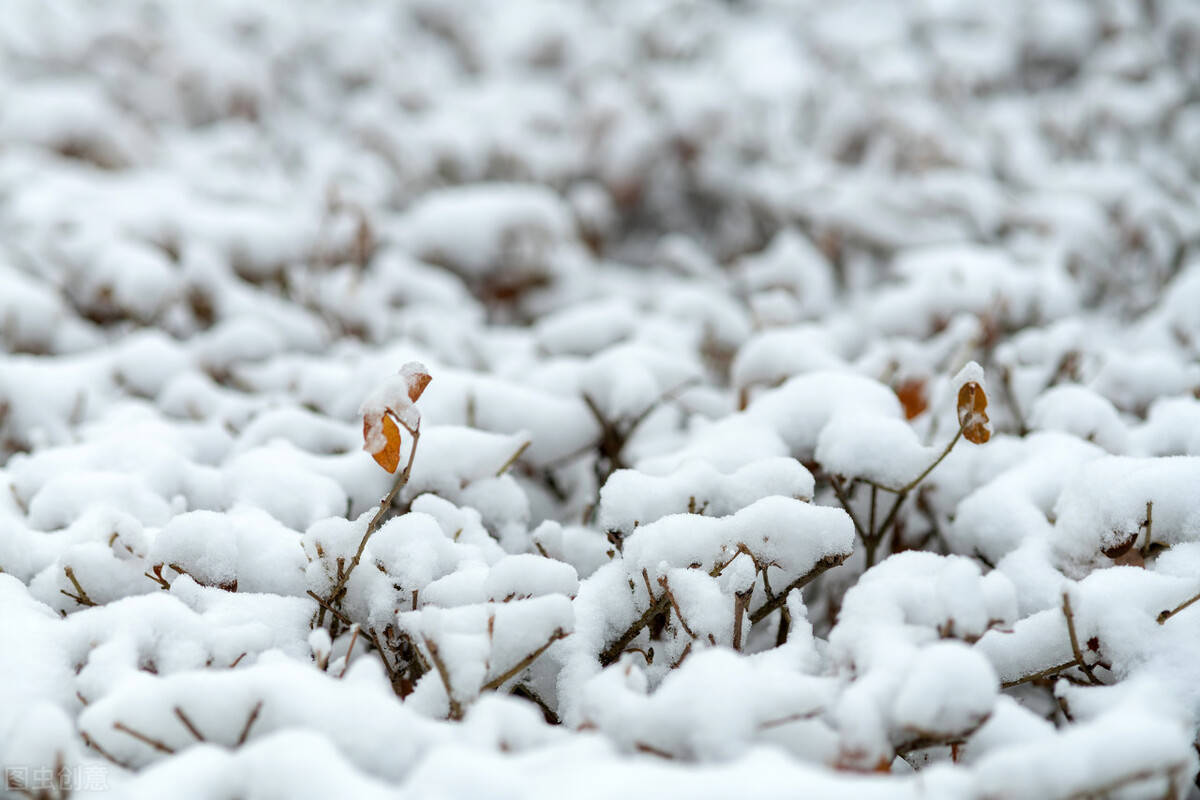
[3, 0, 1200, 797]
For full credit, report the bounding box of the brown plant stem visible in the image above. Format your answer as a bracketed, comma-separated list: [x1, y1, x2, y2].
[322, 425, 420, 622]
[481, 628, 569, 691]
[599, 595, 671, 667]
[749, 552, 849, 625]
[423, 636, 464, 720]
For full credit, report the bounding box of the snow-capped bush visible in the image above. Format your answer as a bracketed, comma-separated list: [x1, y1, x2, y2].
[3, 1, 1200, 797]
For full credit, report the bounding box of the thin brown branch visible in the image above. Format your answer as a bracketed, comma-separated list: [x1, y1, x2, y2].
[481, 628, 569, 691]
[306, 590, 399, 684]
[113, 721, 175, 754]
[749, 552, 849, 625]
[422, 635, 464, 720]
[81, 731, 132, 769]
[338, 624, 362, 678]
[898, 425, 963, 494]
[511, 683, 560, 725]
[1141, 500, 1155, 557]
[658, 576, 695, 638]
[829, 475, 868, 542]
[236, 701, 264, 746]
[1001, 659, 1081, 689]
[1060, 762, 1188, 800]
[757, 709, 822, 730]
[1158, 590, 1200, 625]
[732, 590, 753, 651]
[599, 595, 670, 667]
[325, 425, 421, 614]
[495, 439, 531, 477]
[1062, 592, 1100, 684]
[1001, 365, 1028, 436]
[61, 566, 96, 607]
[173, 707, 206, 742]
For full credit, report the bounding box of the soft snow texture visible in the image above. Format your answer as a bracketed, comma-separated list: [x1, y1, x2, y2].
[3, 1, 1200, 799]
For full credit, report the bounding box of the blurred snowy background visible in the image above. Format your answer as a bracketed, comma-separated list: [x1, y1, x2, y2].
[3, 0, 1200, 797]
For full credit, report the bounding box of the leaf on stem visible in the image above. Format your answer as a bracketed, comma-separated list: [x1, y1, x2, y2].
[957, 381, 991, 444]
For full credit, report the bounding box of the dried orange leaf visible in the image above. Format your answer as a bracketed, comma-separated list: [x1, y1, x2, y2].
[407, 369, 432, 403]
[1102, 530, 1139, 559]
[895, 378, 928, 420]
[957, 381, 991, 445]
[364, 413, 402, 473]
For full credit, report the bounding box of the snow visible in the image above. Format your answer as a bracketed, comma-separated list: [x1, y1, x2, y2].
[4, 0, 1200, 797]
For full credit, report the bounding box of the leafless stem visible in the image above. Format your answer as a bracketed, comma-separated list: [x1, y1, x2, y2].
[897, 425, 963, 494]
[1001, 365, 1028, 436]
[511, 683, 560, 725]
[599, 595, 671, 667]
[1001, 659, 1081, 689]
[1141, 500, 1155, 557]
[236, 701, 264, 746]
[60, 566, 96, 607]
[732, 590, 753, 651]
[325, 425, 421, 615]
[173, 707, 206, 742]
[749, 552, 849, 625]
[658, 576, 695, 638]
[481, 628, 569, 691]
[757, 709, 822, 730]
[423, 635, 464, 720]
[1062, 592, 1100, 684]
[495, 440, 531, 477]
[829, 475, 868, 543]
[339, 624, 362, 678]
[1158, 590, 1200, 625]
[113, 721, 175, 754]
[306, 590, 399, 684]
[81, 731, 131, 769]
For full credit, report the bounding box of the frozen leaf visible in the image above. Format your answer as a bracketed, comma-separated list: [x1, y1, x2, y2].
[895, 378, 928, 420]
[360, 362, 432, 472]
[364, 413, 402, 473]
[957, 381, 991, 445]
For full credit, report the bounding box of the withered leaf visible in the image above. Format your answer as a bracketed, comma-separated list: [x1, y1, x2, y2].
[957, 381, 991, 445]
[365, 413, 402, 473]
[895, 378, 928, 420]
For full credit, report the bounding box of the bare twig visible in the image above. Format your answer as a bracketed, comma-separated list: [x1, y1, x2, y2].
[495, 439, 531, 477]
[511, 683, 560, 725]
[1141, 500, 1155, 557]
[422, 635, 464, 720]
[81, 730, 132, 769]
[338, 624, 362, 678]
[1001, 659, 1080, 689]
[829, 475, 868, 542]
[173, 707, 206, 742]
[757, 709, 822, 730]
[1001, 365, 1028, 436]
[1062, 592, 1100, 684]
[113, 721, 175, 754]
[749, 552, 849, 625]
[897, 425, 963, 494]
[658, 576, 695, 638]
[306, 590, 399, 685]
[732, 590, 753, 651]
[481, 628, 569, 691]
[323, 425, 421, 618]
[236, 701, 264, 746]
[1158, 590, 1200, 625]
[60, 566, 96, 607]
[599, 595, 671, 667]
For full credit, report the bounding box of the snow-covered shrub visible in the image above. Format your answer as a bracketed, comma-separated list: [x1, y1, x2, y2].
[4, 1, 1200, 797]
